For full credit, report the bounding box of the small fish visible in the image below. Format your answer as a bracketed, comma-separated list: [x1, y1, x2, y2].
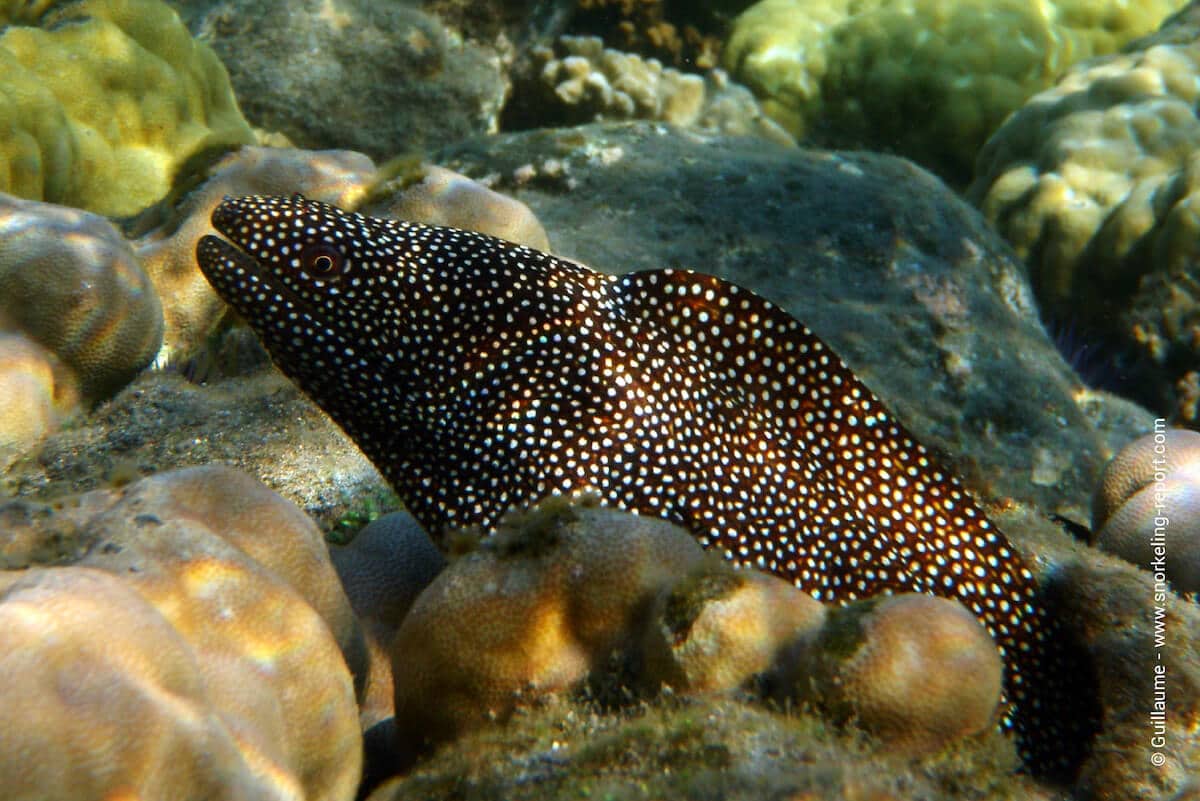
[197, 195, 1099, 780]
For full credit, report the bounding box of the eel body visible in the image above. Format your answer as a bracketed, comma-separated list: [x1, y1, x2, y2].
[197, 195, 1098, 780]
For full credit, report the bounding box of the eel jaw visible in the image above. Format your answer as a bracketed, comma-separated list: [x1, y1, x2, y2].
[195, 233, 266, 318]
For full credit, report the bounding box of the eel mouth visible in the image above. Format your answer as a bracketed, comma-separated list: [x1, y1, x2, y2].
[197, 232, 317, 325]
[196, 232, 262, 304]
[196, 195, 269, 280]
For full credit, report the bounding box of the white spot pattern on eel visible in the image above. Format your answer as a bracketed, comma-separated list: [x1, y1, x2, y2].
[196, 194, 1099, 781]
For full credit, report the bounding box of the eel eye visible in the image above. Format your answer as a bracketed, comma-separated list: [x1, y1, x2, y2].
[301, 243, 343, 278]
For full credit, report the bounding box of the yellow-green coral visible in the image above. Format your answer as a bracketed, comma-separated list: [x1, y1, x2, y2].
[724, 0, 1186, 181]
[0, 0, 254, 217]
[969, 5, 1200, 420]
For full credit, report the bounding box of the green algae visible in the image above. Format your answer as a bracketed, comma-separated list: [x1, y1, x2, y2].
[327, 487, 402, 545]
[368, 692, 1038, 801]
[659, 560, 746, 645]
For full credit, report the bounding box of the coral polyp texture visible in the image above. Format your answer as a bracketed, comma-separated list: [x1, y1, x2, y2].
[775, 593, 1005, 757]
[970, 4, 1200, 422]
[641, 560, 827, 695]
[1092, 428, 1200, 593]
[0, 0, 254, 217]
[0, 567, 314, 801]
[0, 465, 365, 801]
[360, 164, 552, 253]
[0, 192, 163, 405]
[0, 333, 78, 467]
[331, 510, 447, 730]
[724, 0, 1186, 182]
[388, 498, 705, 756]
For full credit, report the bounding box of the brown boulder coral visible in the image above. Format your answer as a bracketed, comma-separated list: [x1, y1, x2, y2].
[641, 559, 827, 694]
[774, 593, 1004, 757]
[330, 510, 446, 729]
[0, 192, 163, 405]
[1092, 428, 1200, 593]
[78, 465, 369, 690]
[388, 497, 705, 757]
[360, 164, 552, 252]
[0, 567, 313, 801]
[331, 510, 446, 631]
[0, 465, 365, 801]
[0, 333, 77, 468]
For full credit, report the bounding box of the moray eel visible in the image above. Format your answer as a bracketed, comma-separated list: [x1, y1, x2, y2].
[197, 195, 1098, 781]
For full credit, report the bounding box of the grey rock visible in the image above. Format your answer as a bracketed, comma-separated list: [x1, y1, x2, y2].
[181, 0, 509, 158]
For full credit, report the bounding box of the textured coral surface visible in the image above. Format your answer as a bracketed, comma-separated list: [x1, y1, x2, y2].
[0, 0, 253, 216]
[726, 0, 1185, 181]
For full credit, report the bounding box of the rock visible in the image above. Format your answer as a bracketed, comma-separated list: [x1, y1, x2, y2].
[180, 0, 508, 159]
[430, 121, 1155, 522]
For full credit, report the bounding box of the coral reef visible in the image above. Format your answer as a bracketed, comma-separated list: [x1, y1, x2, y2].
[725, 0, 1186, 182]
[388, 497, 706, 757]
[641, 560, 826, 694]
[508, 35, 793, 144]
[364, 693, 1040, 801]
[970, 3, 1200, 423]
[427, 122, 1155, 522]
[0, 334, 78, 468]
[331, 509, 446, 632]
[0, 192, 162, 461]
[774, 593, 1005, 757]
[0, 567, 318, 800]
[0, 193, 163, 404]
[0, 465, 365, 800]
[195, 181, 1103, 777]
[1, 114, 1188, 798]
[0, 0, 254, 216]
[1092, 428, 1200, 593]
[571, 0, 723, 69]
[331, 510, 446, 729]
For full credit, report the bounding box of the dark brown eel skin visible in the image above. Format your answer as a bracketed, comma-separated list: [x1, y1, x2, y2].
[197, 194, 1099, 781]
